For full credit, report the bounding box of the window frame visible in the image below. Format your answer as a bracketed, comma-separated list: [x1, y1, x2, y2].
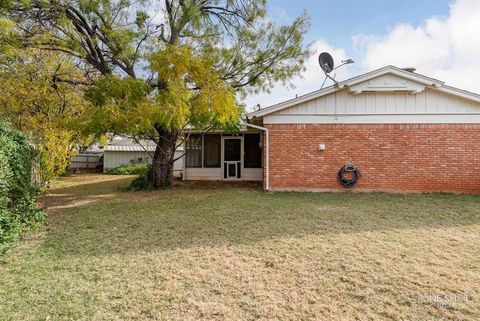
[203, 134, 221, 168]
[243, 133, 262, 169]
[185, 134, 203, 168]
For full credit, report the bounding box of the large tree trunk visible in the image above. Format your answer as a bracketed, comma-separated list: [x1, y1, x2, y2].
[149, 128, 180, 188]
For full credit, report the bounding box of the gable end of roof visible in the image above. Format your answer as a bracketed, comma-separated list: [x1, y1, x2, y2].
[247, 66, 480, 119]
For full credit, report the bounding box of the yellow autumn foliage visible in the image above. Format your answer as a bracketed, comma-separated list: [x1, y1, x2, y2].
[84, 45, 242, 136]
[0, 50, 91, 181]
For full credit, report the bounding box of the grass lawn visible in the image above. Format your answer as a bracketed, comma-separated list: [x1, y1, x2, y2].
[1, 174, 480, 320]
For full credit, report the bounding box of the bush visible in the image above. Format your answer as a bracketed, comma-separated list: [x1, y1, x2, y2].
[0, 122, 45, 255]
[127, 173, 151, 191]
[119, 166, 162, 191]
[105, 165, 149, 175]
[37, 125, 74, 181]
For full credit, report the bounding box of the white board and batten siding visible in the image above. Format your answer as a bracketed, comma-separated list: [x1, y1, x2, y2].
[265, 88, 480, 124]
[261, 71, 480, 124]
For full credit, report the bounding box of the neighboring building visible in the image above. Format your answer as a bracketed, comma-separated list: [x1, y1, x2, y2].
[104, 138, 183, 176]
[183, 66, 480, 194]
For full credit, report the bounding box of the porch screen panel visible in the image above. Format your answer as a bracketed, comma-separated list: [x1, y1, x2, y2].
[244, 134, 262, 168]
[203, 134, 221, 168]
[186, 134, 202, 168]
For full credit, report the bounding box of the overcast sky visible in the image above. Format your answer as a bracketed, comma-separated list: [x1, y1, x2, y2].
[243, 0, 480, 110]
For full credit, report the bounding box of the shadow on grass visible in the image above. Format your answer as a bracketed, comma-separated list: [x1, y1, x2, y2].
[41, 174, 480, 257]
[42, 175, 135, 213]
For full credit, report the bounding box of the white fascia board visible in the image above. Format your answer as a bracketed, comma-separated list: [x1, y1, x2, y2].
[338, 66, 443, 89]
[435, 85, 480, 103]
[264, 114, 480, 125]
[246, 86, 337, 118]
[182, 128, 261, 134]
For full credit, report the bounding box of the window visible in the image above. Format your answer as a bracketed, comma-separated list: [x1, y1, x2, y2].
[244, 134, 262, 168]
[186, 134, 202, 168]
[203, 134, 221, 168]
[137, 157, 143, 163]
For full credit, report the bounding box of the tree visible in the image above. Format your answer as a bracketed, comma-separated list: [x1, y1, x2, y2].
[1, 0, 310, 187]
[0, 49, 91, 182]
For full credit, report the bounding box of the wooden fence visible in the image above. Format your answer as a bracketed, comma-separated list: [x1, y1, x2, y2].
[70, 153, 102, 170]
[31, 159, 42, 186]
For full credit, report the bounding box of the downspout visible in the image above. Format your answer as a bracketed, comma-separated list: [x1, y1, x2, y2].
[246, 122, 269, 191]
[182, 135, 186, 180]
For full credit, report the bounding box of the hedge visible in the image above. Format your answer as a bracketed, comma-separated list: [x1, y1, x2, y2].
[0, 121, 45, 254]
[105, 165, 149, 175]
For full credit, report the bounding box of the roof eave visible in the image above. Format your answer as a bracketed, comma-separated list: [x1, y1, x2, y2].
[246, 86, 337, 118]
[246, 65, 458, 119]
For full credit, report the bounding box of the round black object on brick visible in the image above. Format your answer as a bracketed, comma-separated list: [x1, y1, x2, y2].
[338, 163, 361, 188]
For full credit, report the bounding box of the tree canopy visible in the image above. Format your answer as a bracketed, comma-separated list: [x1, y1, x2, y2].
[0, 49, 91, 181]
[84, 45, 240, 137]
[0, 0, 311, 186]
[1, 1, 310, 93]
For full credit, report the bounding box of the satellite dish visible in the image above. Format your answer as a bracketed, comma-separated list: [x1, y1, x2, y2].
[319, 52, 334, 73]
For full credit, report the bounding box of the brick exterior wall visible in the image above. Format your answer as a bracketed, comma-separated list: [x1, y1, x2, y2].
[265, 124, 480, 194]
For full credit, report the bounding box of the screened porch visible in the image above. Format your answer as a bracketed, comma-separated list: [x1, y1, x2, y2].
[183, 132, 263, 181]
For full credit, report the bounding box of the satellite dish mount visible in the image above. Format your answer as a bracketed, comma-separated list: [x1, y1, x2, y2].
[318, 52, 354, 89]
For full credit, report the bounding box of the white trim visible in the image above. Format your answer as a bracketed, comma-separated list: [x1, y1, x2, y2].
[221, 136, 243, 180]
[201, 135, 204, 169]
[264, 114, 480, 124]
[243, 168, 263, 181]
[337, 65, 442, 88]
[184, 168, 222, 180]
[436, 85, 480, 103]
[182, 138, 187, 180]
[246, 123, 269, 191]
[247, 65, 480, 118]
[248, 87, 337, 118]
[183, 127, 260, 134]
[104, 145, 157, 152]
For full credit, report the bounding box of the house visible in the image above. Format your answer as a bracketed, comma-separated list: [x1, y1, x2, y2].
[104, 138, 183, 176]
[182, 66, 480, 194]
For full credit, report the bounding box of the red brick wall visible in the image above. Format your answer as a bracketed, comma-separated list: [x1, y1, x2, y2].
[265, 124, 480, 194]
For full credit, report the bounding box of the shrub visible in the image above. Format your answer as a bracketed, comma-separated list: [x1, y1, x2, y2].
[37, 125, 74, 181]
[0, 122, 45, 255]
[127, 173, 151, 191]
[105, 165, 149, 175]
